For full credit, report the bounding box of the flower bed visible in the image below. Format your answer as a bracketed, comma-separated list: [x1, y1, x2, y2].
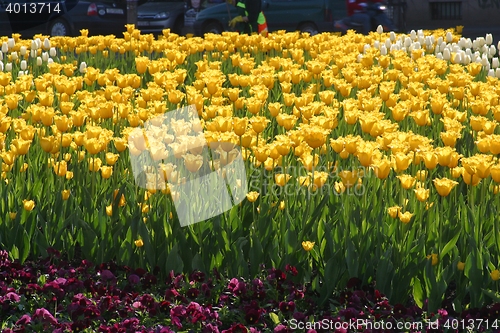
[3, 25, 500, 322]
[2, 249, 500, 333]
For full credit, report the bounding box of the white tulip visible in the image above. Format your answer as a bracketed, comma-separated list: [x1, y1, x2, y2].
[465, 48, 472, 57]
[498, 41, 500, 53]
[481, 45, 488, 56]
[496, 68, 500, 78]
[414, 42, 421, 49]
[0, 62, 3, 72]
[20, 46, 26, 56]
[463, 55, 471, 65]
[79, 61, 87, 74]
[20, 60, 27, 71]
[488, 69, 495, 77]
[440, 42, 447, 52]
[446, 31, 453, 43]
[43, 38, 50, 50]
[380, 45, 387, 56]
[443, 48, 451, 60]
[0, 51, 2, 61]
[453, 52, 461, 64]
[30, 50, 37, 58]
[18, 70, 24, 77]
[490, 45, 497, 57]
[465, 39, 472, 49]
[385, 39, 391, 49]
[373, 41, 380, 50]
[36, 57, 42, 66]
[42, 52, 48, 62]
[1, 42, 8, 53]
[31, 40, 37, 50]
[472, 40, 479, 50]
[452, 44, 460, 53]
[377, 25, 383, 34]
[404, 37, 411, 48]
[390, 31, 396, 41]
[364, 44, 370, 53]
[357, 54, 363, 63]
[493, 57, 499, 69]
[437, 36, 443, 45]
[5, 63, 12, 72]
[436, 52, 443, 60]
[35, 38, 41, 49]
[8, 38, 14, 49]
[486, 33, 493, 45]
[478, 37, 486, 47]
[49, 47, 56, 57]
[482, 55, 490, 67]
[11, 52, 18, 61]
[410, 30, 416, 40]
[47, 58, 53, 65]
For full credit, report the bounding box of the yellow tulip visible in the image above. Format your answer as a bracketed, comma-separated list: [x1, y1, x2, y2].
[135, 239, 144, 247]
[414, 188, 430, 202]
[433, 178, 459, 197]
[62, 190, 70, 200]
[301, 241, 315, 252]
[246, 191, 259, 203]
[398, 211, 413, 224]
[427, 253, 439, 266]
[23, 199, 35, 211]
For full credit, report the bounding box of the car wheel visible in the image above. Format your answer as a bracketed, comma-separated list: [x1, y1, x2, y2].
[299, 23, 318, 36]
[203, 21, 223, 35]
[49, 19, 70, 37]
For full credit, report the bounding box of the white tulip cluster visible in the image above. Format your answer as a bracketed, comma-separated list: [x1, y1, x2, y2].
[362, 29, 500, 77]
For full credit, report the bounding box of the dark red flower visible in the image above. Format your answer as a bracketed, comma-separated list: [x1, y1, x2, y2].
[285, 264, 298, 276]
[279, 301, 295, 313]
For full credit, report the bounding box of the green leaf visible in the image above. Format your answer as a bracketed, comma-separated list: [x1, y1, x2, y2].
[441, 231, 460, 258]
[166, 244, 184, 274]
[412, 277, 424, 308]
[268, 312, 280, 326]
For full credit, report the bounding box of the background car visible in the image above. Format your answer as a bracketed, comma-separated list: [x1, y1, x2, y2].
[191, 0, 348, 36]
[136, 0, 185, 35]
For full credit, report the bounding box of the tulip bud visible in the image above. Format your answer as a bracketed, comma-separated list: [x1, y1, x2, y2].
[18, 70, 24, 77]
[443, 48, 451, 60]
[49, 47, 56, 57]
[5, 63, 12, 72]
[79, 61, 87, 74]
[482, 55, 490, 67]
[1, 42, 8, 53]
[0, 51, 2, 61]
[486, 33, 493, 45]
[410, 30, 416, 40]
[385, 38, 391, 49]
[493, 57, 499, 69]
[436, 52, 443, 60]
[43, 38, 50, 50]
[452, 44, 459, 53]
[373, 41, 380, 49]
[465, 39, 472, 49]
[0, 62, 3, 72]
[488, 69, 495, 77]
[11, 52, 18, 61]
[42, 52, 48, 62]
[47, 58, 53, 65]
[404, 37, 411, 48]
[463, 55, 471, 65]
[35, 38, 41, 49]
[20, 60, 27, 71]
[380, 45, 387, 56]
[437, 36, 443, 45]
[458, 38, 466, 48]
[446, 31, 453, 43]
[31, 40, 37, 50]
[363, 44, 370, 53]
[440, 42, 447, 52]
[478, 37, 486, 47]
[36, 57, 42, 66]
[20, 46, 26, 56]
[30, 50, 36, 58]
[377, 25, 383, 34]
[490, 45, 497, 57]
[390, 31, 396, 41]
[496, 68, 500, 78]
[8, 38, 14, 49]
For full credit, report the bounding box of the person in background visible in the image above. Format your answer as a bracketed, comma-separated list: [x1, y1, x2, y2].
[226, 0, 268, 36]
